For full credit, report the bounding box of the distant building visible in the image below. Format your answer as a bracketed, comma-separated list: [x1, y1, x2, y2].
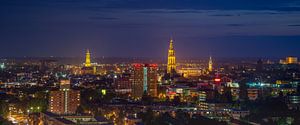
[131, 63, 158, 98]
[115, 73, 132, 94]
[226, 82, 240, 100]
[0, 62, 5, 70]
[125, 115, 142, 125]
[280, 56, 298, 64]
[167, 38, 176, 74]
[48, 80, 80, 115]
[256, 59, 263, 72]
[286, 95, 300, 110]
[166, 85, 193, 99]
[208, 56, 213, 72]
[85, 49, 92, 67]
[40, 59, 57, 71]
[81, 49, 96, 74]
[40, 112, 112, 125]
[247, 88, 259, 101]
[178, 67, 203, 77]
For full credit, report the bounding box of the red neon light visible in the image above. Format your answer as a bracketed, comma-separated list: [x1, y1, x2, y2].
[168, 91, 176, 95]
[133, 63, 142, 68]
[214, 78, 221, 82]
[149, 64, 158, 67]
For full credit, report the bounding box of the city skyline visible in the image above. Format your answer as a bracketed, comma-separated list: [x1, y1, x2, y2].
[1, 1, 300, 125]
[1, 0, 300, 57]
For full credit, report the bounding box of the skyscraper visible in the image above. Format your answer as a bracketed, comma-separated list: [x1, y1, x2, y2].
[208, 56, 213, 72]
[167, 38, 176, 74]
[131, 64, 158, 99]
[48, 80, 80, 115]
[85, 49, 91, 67]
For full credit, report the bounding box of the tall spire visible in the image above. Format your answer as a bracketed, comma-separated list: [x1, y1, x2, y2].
[167, 37, 176, 74]
[85, 49, 91, 67]
[169, 37, 174, 50]
[208, 56, 213, 72]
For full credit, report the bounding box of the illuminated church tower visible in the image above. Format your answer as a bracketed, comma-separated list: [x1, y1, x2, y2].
[85, 49, 91, 67]
[82, 49, 95, 74]
[208, 56, 213, 72]
[167, 38, 176, 74]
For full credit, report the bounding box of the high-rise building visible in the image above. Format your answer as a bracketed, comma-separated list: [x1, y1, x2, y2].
[48, 80, 80, 115]
[208, 56, 213, 72]
[167, 38, 176, 74]
[131, 64, 158, 99]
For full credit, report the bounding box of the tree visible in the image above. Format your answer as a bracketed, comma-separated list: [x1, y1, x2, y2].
[27, 98, 48, 112]
[76, 105, 84, 115]
[141, 92, 153, 105]
[140, 108, 155, 125]
[0, 101, 9, 118]
[165, 96, 170, 103]
[224, 90, 233, 103]
[0, 117, 12, 125]
[175, 110, 189, 125]
[239, 79, 248, 100]
[153, 112, 175, 125]
[214, 89, 222, 102]
[173, 96, 181, 105]
[116, 110, 126, 125]
[188, 115, 227, 125]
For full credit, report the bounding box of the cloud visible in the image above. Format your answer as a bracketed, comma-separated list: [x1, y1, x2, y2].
[88, 16, 119, 20]
[210, 14, 236, 17]
[137, 9, 202, 14]
[7, 0, 295, 11]
[288, 24, 300, 27]
[226, 24, 245, 27]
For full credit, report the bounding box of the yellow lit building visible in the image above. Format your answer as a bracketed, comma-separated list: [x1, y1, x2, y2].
[208, 56, 213, 72]
[167, 38, 176, 74]
[280, 56, 298, 64]
[82, 49, 96, 74]
[286, 56, 298, 64]
[178, 67, 203, 77]
[85, 49, 92, 67]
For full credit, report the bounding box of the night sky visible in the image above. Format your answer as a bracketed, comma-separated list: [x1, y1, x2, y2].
[1, 0, 300, 58]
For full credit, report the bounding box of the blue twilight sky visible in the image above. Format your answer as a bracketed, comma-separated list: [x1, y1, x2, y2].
[1, 0, 300, 58]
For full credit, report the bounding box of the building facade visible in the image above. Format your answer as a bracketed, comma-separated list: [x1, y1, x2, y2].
[115, 73, 132, 94]
[131, 64, 158, 98]
[48, 80, 80, 115]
